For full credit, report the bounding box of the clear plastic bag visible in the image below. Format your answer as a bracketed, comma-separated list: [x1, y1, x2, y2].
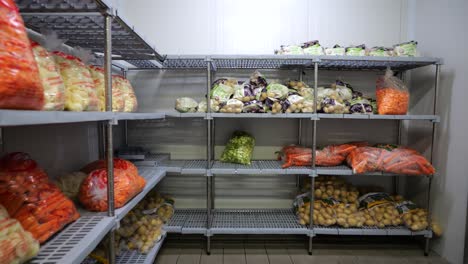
[396, 201, 428, 231]
[358, 192, 401, 228]
[0, 152, 80, 243]
[335, 203, 365, 228]
[219, 99, 243, 113]
[220, 131, 255, 165]
[53, 52, 99, 111]
[79, 158, 145, 211]
[346, 145, 435, 175]
[114, 75, 138, 112]
[54, 171, 87, 202]
[0, 0, 44, 110]
[393, 41, 418, 57]
[302, 40, 324, 55]
[88, 66, 125, 112]
[175, 97, 198, 113]
[313, 176, 359, 203]
[0, 207, 40, 264]
[31, 42, 66, 111]
[376, 69, 409, 114]
[325, 45, 346, 56]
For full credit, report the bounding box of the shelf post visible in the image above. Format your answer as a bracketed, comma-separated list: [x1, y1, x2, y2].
[308, 62, 319, 255]
[104, 13, 116, 264]
[206, 60, 212, 255]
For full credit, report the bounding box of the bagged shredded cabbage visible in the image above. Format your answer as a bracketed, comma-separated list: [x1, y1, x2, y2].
[276, 45, 303, 55]
[54, 171, 88, 202]
[349, 98, 374, 114]
[114, 75, 138, 112]
[31, 42, 65, 111]
[233, 82, 255, 102]
[242, 100, 264, 113]
[197, 100, 207, 112]
[325, 45, 346, 56]
[175, 97, 198, 113]
[53, 51, 99, 111]
[220, 131, 255, 165]
[394, 41, 418, 57]
[302, 40, 324, 55]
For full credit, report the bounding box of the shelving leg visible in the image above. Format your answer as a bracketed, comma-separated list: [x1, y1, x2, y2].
[308, 176, 315, 255]
[104, 13, 115, 264]
[309, 62, 318, 255]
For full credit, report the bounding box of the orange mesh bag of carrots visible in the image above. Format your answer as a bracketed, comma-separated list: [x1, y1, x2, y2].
[79, 159, 146, 211]
[376, 69, 409, 115]
[0, 0, 44, 110]
[0, 152, 80, 243]
[346, 144, 435, 175]
[278, 146, 312, 168]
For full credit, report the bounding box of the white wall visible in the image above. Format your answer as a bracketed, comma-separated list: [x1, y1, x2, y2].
[118, 0, 407, 55]
[407, 0, 468, 263]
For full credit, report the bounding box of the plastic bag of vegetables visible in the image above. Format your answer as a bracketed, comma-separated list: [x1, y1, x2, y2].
[346, 144, 435, 175]
[320, 97, 349, 114]
[313, 199, 338, 226]
[394, 41, 418, 57]
[396, 201, 428, 231]
[358, 193, 401, 228]
[249, 70, 268, 90]
[275, 44, 303, 55]
[345, 44, 367, 56]
[284, 94, 305, 113]
[376, 68, 409, 114]
[313, 176, 359, 203]
[265, 83, 289, 100]
[219, 99, 243, 113]
[175, 97, 198, 113]
[368, 47, 394, 57]
[302, 40, 324, 55]
[325, 45, 346, 56]
[211, 78, 236, 103]
[31, 42, 66, 111]
[335, 203, 365, 228]
[242, 100, 264, 113]
[233, 82, 255, 102]
[301, 99, 315, 113]
[220, 131, 255, 165]
[349, 98, 374, 114]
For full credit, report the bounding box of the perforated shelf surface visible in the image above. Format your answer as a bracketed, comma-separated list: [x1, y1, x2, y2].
[313, 225, 432, 237]
[116, 234, 166, 264]
[211, 209, 309, 235]
[316, 165, 433, 177]
[30, 216, 114, 264]
[164, 209, 207, 234]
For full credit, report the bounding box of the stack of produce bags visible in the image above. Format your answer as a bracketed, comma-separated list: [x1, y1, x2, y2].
[79, 158, 146, 211]
[276, 40, 419, 57]
[0, 152, 80, 243]
[0, 205, 40, 263]
[294, 176, 442, 234]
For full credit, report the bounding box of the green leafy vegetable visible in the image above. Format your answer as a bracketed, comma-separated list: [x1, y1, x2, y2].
[220, 131, 255, 165]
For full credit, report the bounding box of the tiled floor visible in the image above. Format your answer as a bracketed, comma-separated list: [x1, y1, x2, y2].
[155, 235, 448, 264]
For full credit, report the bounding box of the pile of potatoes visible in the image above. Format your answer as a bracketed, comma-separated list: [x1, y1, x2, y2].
[312, 200, 337, 226]
[313, 176, 359, 204]
[219, 99, 243, 113]
[366, 203, 402, 228]
[335, 203, 365, 228]
[401, 208, 429, 231]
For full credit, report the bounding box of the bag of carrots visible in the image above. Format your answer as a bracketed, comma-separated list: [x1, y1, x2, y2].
[279, 142, 367, 168]
[0, 0, 45, 110]
[79, 159, 146, 211]
[0, 152, 80, 243]
[376, 69, 409, 115]
[346, 144, 435, 175]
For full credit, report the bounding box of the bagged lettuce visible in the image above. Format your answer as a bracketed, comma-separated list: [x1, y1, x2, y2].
[302, 40, 324, 55]
[325, 45, 346, 56]
[210, 81, 235, 103]
[275, 45, 303, 55]
[394, 41, 418, 57]
[369, 47, 394, 57]
[233, 82, 255, 102]
[220, 131, 255, 165]
[345, 44, 367, 56]
[175, 97, 198, 113]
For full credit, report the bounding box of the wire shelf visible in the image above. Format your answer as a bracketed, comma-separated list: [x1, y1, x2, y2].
[211, 209, 308, 235]
[116, 234, 166, 264]
[316, 165, 433, 177]
[30, 216, 115, 264]
[313, 225, 432, 237]
[164, 209, 207, 233]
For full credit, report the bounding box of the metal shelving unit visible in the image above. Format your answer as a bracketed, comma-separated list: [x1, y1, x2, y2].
[125, 54, 440, 257]
[30, 216, 115, 264]
[2, 1, 167, 264]
[116, 234, 166, 264]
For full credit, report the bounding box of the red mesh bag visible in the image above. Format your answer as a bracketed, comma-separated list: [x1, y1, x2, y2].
[78, 168, 146, 211]
[0, 0, 44, 110]
[0, 152, 80, 243]
[79, 158, 145, 211]
[346, 144, 435, 175]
